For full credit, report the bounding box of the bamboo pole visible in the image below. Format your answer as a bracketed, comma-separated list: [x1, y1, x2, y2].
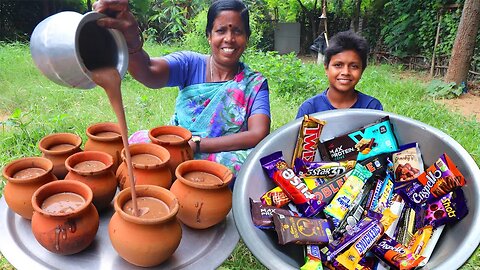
[430, 13, 442, 77]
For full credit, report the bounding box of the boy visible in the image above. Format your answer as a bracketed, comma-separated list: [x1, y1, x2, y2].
[296, 31, 382, 119]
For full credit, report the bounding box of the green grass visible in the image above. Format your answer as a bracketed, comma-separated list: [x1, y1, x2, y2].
[1, 43, 480, 269]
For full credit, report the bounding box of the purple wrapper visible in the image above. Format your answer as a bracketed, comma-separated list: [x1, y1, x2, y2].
[293, 158, 355, 181]
[421, 189, 468, 228]
[372, 234, 424, 269]
[272, 213, 333, 245]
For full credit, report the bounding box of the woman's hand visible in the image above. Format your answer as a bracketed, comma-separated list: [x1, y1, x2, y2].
[93, 0, 142, 52]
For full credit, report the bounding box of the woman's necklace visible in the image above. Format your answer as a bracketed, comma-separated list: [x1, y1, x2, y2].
[209, 56, 240, 82]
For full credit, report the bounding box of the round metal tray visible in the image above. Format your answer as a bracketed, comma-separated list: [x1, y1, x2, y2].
[0, 197, 239, 270]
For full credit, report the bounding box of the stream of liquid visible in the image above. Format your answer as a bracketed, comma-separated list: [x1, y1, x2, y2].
[91, 68, 139, 216]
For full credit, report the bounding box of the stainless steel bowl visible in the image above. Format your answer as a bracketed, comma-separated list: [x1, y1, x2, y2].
[30, 11, 128, 89]
[233, 109, 480, 270]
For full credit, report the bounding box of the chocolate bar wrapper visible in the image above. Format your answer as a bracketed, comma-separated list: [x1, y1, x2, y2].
[260, 151, 323, 217]
[301, 245, 324, 270]
[407, 225, 433, 257]
[393, 142, 424, 184]
[311, 171, 350, 206]
[372, 234, 425, 270]
[324, 163, 373, 223]
[420, 189, 468, 229]
[395, 207, 417, 245]
[250, 198, 299, 229]
[384, 195, 405, 238]
[323, 212, 383, 261]
[292, 115, 326, 168]
[320, 116, 399, 162]
[261, 177, 318, 208]
[273, 213, 333, 245]
[396, 153, 465, 207]
[417, 225, 444, 267]
[294, 158, 356, 182]
[336, 209, 398, 269]
[333, 179, 376, 239]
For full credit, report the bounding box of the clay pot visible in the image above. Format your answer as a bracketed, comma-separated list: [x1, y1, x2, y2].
[64, 151, 117, 212]
[116, 143, 172, 190]
[148, 126, 193, 177]
[31, 180, 99, 255]
[109, 185, 182, 267]
[38, 132, 82, 179]
[84, 122, 123, 172]
[170, 160, 233, 229]
[2, 157, 57, 219]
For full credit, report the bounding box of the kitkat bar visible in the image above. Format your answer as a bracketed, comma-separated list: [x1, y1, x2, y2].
[291, 115, 326, 168]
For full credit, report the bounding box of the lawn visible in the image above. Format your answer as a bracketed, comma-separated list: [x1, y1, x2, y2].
[1, 42, 480, 269]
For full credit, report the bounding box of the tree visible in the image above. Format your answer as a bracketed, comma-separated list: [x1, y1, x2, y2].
[444, 0, 480, 84]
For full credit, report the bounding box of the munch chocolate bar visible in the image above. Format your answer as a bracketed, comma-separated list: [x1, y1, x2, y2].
[320, 116, 399, 162]
[291, 115, 326, 167]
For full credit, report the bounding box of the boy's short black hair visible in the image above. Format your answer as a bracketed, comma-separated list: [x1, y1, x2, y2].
[324, 31, 369, 70]
[205, 0, 251, 39]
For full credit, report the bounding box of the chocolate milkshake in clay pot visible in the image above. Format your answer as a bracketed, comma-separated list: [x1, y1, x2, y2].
[41, 192, 85, 214]
[91, 68, 140, 216]
[13, 168, 46, 179]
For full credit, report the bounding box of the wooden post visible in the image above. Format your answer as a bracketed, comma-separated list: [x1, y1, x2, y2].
[430, 13, 442, 77]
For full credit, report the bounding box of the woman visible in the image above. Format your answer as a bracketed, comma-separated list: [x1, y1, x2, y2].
[93, 0, 270, 177]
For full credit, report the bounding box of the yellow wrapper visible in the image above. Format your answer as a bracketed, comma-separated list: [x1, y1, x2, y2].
[291, 115, 326, 167]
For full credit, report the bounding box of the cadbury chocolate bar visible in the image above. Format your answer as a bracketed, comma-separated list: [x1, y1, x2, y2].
[421, 189, 468, 228]
[260, 151, 323, 217]
[319, 116, 399, 162]
[396, 153, 465, 207]
[272, 213, 332, 245]
[372, 234, 425, 270]
[294, 158, 356, 181]
[301, 245, 324, 270]
[292, 115, 326, 168]
[250, 198, 299, 229]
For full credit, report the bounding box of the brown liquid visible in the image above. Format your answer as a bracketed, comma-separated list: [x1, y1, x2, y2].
[73, 160, 106, 172]
[123, 196, 170, 219]
[41, 192, 85, 214]
[131, 153, 162, 165]
[13, 168, 46, 179]
[91, 68, 139, 216]
[49, 143, 75, 151]
[183, 171, 223, 185]
[95, 131, 120, 138]
[156, 134, 184, 143]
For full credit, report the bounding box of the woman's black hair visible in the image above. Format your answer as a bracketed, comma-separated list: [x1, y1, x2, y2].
[324, 31, 369, 70]
[205, 0, 251, 39]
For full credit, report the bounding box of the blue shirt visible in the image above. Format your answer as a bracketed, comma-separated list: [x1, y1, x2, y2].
[296, 89, 383, 119]
[163, 51, 270, 118]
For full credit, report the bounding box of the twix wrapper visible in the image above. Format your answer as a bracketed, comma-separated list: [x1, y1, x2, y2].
[291, 115, 326, 168]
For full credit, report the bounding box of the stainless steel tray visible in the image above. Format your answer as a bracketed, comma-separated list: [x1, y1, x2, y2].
[0, 197, 239, 270]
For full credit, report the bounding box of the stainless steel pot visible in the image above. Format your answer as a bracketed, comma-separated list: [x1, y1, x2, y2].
[30, 11, 128, 89]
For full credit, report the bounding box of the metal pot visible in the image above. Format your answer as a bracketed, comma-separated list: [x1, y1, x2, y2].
[30, 11, 128, 89]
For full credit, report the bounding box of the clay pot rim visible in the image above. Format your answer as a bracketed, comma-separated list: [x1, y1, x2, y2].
[175, 160, 233, 189]
[31, 180, 93, 218]
[65, 150, 114, 176]
[2, 157, 55, 183]
[120, 143, 170, 169]
[86, 122, 122, 142]
[148, 125, 192, 146]
[38, 132, 82, 154]
[114, 185, 179, 224]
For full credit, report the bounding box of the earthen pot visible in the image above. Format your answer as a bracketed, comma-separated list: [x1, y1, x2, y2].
[84, 122, 123, 172]
[38, 132, 82, 179]
[109, 185, 182, 267]
[64, 151, 117, 212]
[148, 125, 193, 177]
[170, 160, 233, 229]
[116, 143, 172, 190]
[2, 157, 57, 219]
[31, 180, 99, 255]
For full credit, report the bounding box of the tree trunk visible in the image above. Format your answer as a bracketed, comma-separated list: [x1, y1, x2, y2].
[444, 0, 480, 84]
[87, 0, 92, 11]
[352, 0, 362, 32]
